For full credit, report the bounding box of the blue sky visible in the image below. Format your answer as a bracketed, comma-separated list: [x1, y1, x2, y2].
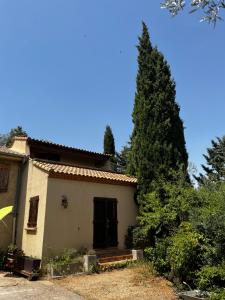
[0, 0, 224, 174]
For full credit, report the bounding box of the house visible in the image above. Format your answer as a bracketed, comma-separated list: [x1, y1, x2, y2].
[0, 136, 137, 259]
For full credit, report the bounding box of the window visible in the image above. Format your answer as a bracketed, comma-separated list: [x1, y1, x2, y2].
[0, 165, 9, 193]
[27, 196, 39, 228]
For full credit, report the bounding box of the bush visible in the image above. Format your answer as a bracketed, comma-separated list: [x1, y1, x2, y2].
[145, 238, 171, 275]
[46, 248, 82, 268]
[210, 289, 225, 300]
[167, 222, 208, 283]
[197, 265, 225, 291]
[190, 183, 225, 264]
[125, 225, 152, 249]
[125, 225, 136, 249]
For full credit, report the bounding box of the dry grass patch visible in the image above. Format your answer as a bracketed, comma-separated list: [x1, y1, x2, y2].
[55, 263, 178, 300]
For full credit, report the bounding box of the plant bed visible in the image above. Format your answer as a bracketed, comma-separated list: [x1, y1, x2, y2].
[47, 261, 83, 278]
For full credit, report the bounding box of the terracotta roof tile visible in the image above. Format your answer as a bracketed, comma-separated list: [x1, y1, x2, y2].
[33, 160, 137, 185]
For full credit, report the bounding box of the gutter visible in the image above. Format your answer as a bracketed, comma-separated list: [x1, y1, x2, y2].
[12, 156, 28, 245]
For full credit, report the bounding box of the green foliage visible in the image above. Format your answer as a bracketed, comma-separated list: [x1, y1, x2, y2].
[161, 0, 225, 25]
[103, 125, 115, 156]
[144, 222, 209, 282]
[145, 238, 171, 275]
[116, 145, 130, 174]
[196, 136, 225, 184]
[125, 225, 136, 249]
[0, 134, 8, 146]
[190, 182, 225, 264]
[128, 22, 188, 197]
[0, 126, 27, 147]
[197, 264, 225, 291]
[139, 180, 225, 291]
[46, 248, 82, 267]
[138, 172, 196, 242]
[210, 289, 225, 300]
[167, 222, 208, 282]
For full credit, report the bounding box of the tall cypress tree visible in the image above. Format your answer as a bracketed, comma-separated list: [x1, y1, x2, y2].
[128, 22, 188, 196]
[103, 125, 115, 156]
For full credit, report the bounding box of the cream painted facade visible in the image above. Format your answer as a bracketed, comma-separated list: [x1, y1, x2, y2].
[17, 161, 49, 258]
[0, 137, 137, 259]
[42, 179, 137, 258]
[18, 162, 137, 259]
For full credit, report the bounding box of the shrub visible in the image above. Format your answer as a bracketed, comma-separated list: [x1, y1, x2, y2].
[125, 225, 135, 249]
[125, 225, 152, 249]
[190, 182, 225, 264]
[210, 289, 225, 300]
[167, 222, 208, 283]
[46, 248, 82, 268]
[197, 264, 225, 291]
[145, 237, 171, 275]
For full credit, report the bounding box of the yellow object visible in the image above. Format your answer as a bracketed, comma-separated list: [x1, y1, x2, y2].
[0, 206, 13, 221]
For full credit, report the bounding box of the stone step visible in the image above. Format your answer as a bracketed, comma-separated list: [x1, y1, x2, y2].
[98, 254, 133, 264]
[99, 259, 132, 267]
[96, 249, 131, 259]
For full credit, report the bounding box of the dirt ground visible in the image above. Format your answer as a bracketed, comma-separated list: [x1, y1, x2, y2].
[55, 267, 179, 300]
[0, 272, 82, 300]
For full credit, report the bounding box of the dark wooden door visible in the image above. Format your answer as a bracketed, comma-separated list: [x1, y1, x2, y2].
[93, 198, 118, 248]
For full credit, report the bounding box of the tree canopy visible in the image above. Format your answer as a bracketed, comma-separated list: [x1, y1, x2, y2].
[116, 145, 130, 174]
[103, 125, 115, 156]
[161, 0, 225, 25]
[0, 126, 28, 148]
[128, 22, 188, 198]
[196, 136, 225, 183]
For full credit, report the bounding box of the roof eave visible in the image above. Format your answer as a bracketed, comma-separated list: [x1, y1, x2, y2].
[27, 137, 111, 160]
[48, 172, 137, 186]
[0, 152, 26, 161]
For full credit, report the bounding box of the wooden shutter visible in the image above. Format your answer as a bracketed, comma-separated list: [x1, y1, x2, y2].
[0, 165, 9, 193]
[27, 196, 39, 228]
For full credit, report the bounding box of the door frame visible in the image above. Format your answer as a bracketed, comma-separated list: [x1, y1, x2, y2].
[93, 197, 118, 249]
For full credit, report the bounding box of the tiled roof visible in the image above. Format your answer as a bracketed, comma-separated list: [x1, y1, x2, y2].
[33, 160, 137, 186]
[0, 146, 26, 158]
[26, 137, 111, 159]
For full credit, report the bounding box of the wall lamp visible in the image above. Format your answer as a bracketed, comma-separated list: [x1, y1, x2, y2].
[61, 195, 68, 208]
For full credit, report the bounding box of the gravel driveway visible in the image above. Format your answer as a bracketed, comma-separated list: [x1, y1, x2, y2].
[0, 272, 82, 300]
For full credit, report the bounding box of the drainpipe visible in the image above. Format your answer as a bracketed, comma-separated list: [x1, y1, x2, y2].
[12, 156, 28, 245]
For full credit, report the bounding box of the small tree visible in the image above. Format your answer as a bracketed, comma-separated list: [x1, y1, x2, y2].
[0, 126, 27, 148]
[0, 134, 9, 147]
[103, 125, 115, 156]
[6, 126, 27, 147]
[116, 145, 130, 174]
[196, 136, 225, 183]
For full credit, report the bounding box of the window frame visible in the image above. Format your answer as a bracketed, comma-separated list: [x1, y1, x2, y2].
[27, 196, 39, 228]
[0, 164, 10, 193]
